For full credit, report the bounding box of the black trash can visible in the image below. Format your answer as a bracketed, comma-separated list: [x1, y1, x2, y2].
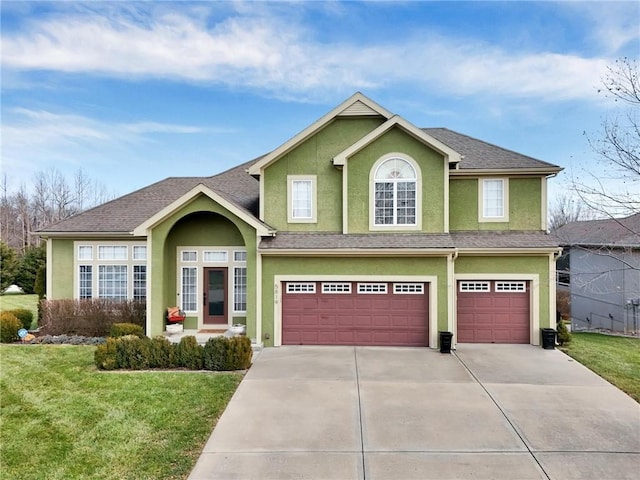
[541, 328, 556, 350]
[439, 331, 453, 354]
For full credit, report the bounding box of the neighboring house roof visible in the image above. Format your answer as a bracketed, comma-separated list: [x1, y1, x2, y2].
[260, 231, 558, 251]
[424, 128, 562, 173]
[38, 159, 261, 235]
[553, 213, 640, 248]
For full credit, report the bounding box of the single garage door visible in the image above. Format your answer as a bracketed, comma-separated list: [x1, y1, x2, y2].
[282, 281, 429, 346]
[457, 280, 530, 343]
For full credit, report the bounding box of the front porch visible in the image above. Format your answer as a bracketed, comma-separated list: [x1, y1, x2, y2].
[162, 328, 263, 354]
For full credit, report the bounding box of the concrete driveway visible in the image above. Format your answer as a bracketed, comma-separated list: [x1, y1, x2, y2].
[189, 345, 640, 480]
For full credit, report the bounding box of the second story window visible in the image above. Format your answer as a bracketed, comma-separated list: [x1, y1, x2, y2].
[480, 178, 509, 222]
[287, 175, 317, 223]
[374, 157, 417, 225]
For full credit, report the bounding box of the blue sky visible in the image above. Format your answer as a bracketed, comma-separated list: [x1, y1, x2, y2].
[2, 1, 639, 207]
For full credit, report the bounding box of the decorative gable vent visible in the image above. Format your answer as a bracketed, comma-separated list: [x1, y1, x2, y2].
[338, 100, 382, 117]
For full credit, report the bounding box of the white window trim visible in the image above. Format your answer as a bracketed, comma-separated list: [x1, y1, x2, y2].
[479, 177, 509, 222]
[322, 282, 352, 294]
[287, 175, 317, 223]
[286, 282, 316, 293]
[369, 153, 422, 231]
[495, 281, 527, 292]
[180, 266, 199, 313]
[393, 283, 424, 294]
[459, 281, 491, 292]
[98, 245, 128, 261]
[233, 266, 247, 313]
[233, 250, 247, 262]
[73, 241, 146, 301]
[357, 283, 388, 294]
[203, 250, 228, 263]
[78, 245, 93, 261]
[181, 250, 198, 262]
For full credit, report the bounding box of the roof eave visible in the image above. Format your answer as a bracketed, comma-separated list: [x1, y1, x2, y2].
[450, 167, 563, 176]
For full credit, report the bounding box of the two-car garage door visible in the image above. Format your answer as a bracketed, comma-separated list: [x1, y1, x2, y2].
[282, 281, 429, 346]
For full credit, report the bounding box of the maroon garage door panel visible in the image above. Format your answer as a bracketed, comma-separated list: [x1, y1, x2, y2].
[457, 281, 530, 344]
[282, 282, 429, 346]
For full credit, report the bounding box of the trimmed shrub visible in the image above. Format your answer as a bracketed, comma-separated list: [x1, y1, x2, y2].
[39, 299, 145, 337]
[556, 320, 572, 346]
[6, 308, 34, 330]
[227, 336, 252, 370]
[95, 338, 119, 370]
[115, 335, 152, 370]
[149, 336, 176, 369]
[109, 322, 145, 338]
[0, 312, 22, 343]
[203, 336, 252, 371]
[175, 336, 203, 370]
[203, 336, 229, 371]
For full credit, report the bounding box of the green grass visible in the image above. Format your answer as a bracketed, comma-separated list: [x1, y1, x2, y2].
[560, 332, 640, 403]
[0, 294, 39, 328]
[0, 345, 243, 479]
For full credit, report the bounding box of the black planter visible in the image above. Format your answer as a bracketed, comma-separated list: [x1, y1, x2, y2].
[541, 328, 556, 349]
[439, 331, 453, 353]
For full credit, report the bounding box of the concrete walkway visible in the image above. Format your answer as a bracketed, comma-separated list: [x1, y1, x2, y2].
[189, 345, 640, 480]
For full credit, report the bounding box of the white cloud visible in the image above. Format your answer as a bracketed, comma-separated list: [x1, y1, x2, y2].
[0, 5, 615, 103]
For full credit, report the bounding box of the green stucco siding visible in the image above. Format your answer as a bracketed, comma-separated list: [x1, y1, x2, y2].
[347, 127, 446, 233]
[455, 255, 552, 328]
[449, 177, 543, 231]
[49, 238, 74, 299]
[148, 194, 258, 337]
[263, 117, 385, 231]
[261, 255, 449, 347]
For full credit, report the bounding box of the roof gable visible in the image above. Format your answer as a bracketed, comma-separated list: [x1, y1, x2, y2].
[333, 116, 462, 166]
[247, 92, 393, 175]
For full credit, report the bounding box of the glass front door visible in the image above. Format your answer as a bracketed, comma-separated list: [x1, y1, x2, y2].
[204, 267, 227, 324]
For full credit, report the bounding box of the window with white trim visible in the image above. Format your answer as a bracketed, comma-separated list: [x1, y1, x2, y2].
[78, 246, 93, 261]
[357, 283, 388, 294]
[459, 281, 491, 292]
[203, 251, 228, 262]
[182, 250, 197, 262]
[234, 251, 247, 262]
[288, 175, 317, 223]
[98, 265, 128, 300]
[234, 267, 247, 311]
[495, 281, 526, 292]
[74, 242, 146, 301]
[480, 178, 508, 221]
[133, 265, 147, 301]
[286, 282, 316, 293]
[98, 245, 127, 260]
[79, 265, 93, 299]
[181, 267, 198, 312]
[132, 246, 147, 261]
[393, 283, 424, 294]
[322, 283, 352, 294]
[374, 158, 417, 226]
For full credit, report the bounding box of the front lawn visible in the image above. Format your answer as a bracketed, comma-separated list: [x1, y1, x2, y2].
[0, 345, 242, 479]
[0, 294, 39, 328]
[560, 332, 640, 403]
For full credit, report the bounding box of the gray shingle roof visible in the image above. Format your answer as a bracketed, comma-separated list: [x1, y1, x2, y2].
[38, 158, 261, 234]
[260, 231, 558, 250]
[553, 213, 640, 247]
[423, 128, 561, 171]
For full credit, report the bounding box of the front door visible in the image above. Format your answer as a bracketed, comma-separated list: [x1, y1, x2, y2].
[203, 267, 227, 325]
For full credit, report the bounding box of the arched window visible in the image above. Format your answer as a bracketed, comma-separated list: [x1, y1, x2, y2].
[374, 157, 417, 225]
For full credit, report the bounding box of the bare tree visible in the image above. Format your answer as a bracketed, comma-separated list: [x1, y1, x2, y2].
[549, 194, 595, 231]
[576, 57, 639, 217]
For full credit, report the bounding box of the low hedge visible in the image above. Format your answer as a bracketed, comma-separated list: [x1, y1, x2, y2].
[109, 323, 145, 338]
[94, 335, 252, 371]
[39, 299, 145, 337]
